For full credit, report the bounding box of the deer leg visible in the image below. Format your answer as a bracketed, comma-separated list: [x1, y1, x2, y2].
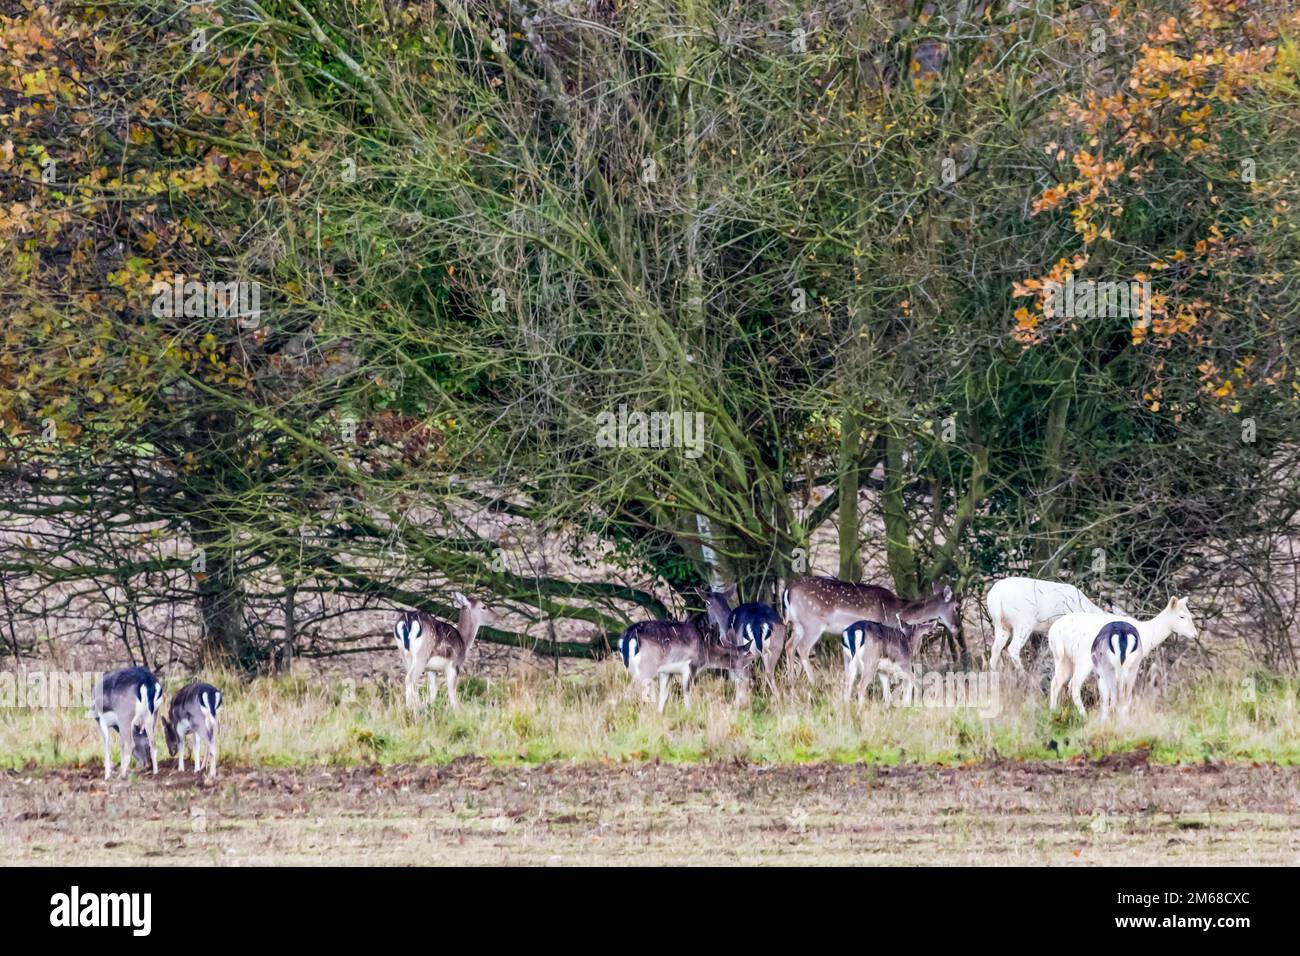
[1049, 657, 1071, 710]
[784, 619, 805, 686]
[98, 717, 113, 781]
[843, 656, 858, 703]
[427, 669, 439, 709]
[405, 666, 421, 710]
[988, 621, 1009, 672]
[208, 727, 219, 779]
[193, 732, 204, 773]
[860, 656, 879, 707]
[657, 673, 671, 714]
[679, 669, 692, 709]
[761, 651, 778, 696]
[118, 726, 132, 779]
[1070, 661, 1091, 717]
[1119, 665, 1138, 720]
[763, 627, 784, 696]
[445, 665, 460, 711]
[1007, 628, 1032, 674]
[737, 673, 751, 707]
[793, 637, 816, 685]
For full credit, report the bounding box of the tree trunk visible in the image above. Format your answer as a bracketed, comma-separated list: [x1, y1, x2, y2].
[837, 412, 864, 582]
[282, 584, 296, 673]
[881, 430, 921, 598]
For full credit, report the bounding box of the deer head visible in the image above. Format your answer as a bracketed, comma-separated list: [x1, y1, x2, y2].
[1163, 595, 1197, 639]
[452, 592, 495, 642]
[705, 586, 736, 640]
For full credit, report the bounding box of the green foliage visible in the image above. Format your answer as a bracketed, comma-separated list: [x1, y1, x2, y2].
[1, 0, 1298, 672]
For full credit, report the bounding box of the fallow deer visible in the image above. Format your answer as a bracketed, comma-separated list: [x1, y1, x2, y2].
[841, 615, 923, 706]
[617, 618, 753, 712]
[782, 576, 958, 685]
[394, 593, 495, 711]
[1089, 621, 1141, 722]
[1048, 597, 1197, 717]
[161, 681, 223, 778]
[705, 586, 783, 691]
[985, 576, 1112, 673]
[90, 666, 163, 780]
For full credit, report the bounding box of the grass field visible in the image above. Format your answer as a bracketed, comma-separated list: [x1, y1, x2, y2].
[2, 664, 1297, 865]
[2, 662, 1298, 769]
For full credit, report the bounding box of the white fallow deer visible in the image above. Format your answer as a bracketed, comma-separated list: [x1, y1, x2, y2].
[394, 593, 495, 711]
[1088, 621, 1141, 722]
[985, 577, 1113, 672]
[90, 666, 163, 780]
[782, 577, 959, 686]
[617, 618, 754, 712]
[1047, 597, 1197, 718]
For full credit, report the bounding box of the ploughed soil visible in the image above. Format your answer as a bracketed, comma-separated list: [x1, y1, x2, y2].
[1, 757, 1297, 866]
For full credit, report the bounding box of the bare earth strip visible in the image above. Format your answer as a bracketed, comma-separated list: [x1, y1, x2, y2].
[1, 758, 1297, 866]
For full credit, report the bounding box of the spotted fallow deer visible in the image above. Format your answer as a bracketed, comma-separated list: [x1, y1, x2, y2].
[781, 576, 959, 685]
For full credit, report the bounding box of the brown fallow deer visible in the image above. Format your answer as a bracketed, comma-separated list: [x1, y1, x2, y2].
[617, 615, 755, 712]
[704, 585, 784, 693]
[394, 593, 495, 712]
[782, 577, 960, 686]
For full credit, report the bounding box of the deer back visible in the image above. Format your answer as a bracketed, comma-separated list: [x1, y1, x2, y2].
[405, 611, 471, 669]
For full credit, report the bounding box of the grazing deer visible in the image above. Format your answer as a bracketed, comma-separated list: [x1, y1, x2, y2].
[985, 577, 1112, 672]
[90, 666, 163, 780]
[1089, 621, 1141, 722]
[617, 618, 751, 712]
[161, 682, 223, 778]
[394, 593, 494, 711]
[1047, 597, 1197, 717]
[698, 640, 757, 705]
[705, 586, 784, 690]
[841, 615, 923, 706]
[782, 576, 958, 684]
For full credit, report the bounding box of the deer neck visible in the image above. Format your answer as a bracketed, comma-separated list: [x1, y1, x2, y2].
[706, 594, 732, 635]
[898, 595, 941, 626]
[458, 607, 483, 650]
[1138, 609, 1175, 655]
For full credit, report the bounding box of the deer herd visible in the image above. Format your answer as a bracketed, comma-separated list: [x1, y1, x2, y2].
[86, 574, 1198, 780]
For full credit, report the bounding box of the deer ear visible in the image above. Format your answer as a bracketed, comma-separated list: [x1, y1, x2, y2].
[932, 581, 943, 595]
[1168, 596, 1178, 610]
[452, 592, 469, 609]
[943, 585, 953, 602]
